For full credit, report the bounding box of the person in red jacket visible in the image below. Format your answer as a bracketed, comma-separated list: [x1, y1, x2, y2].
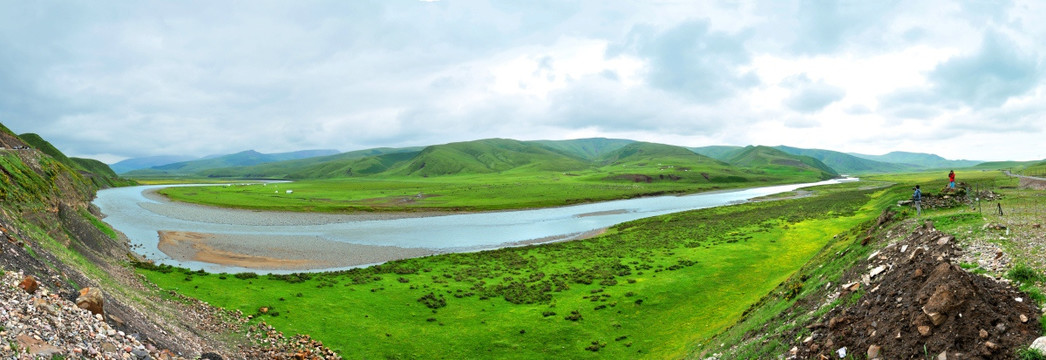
[948, 170, 956, 189]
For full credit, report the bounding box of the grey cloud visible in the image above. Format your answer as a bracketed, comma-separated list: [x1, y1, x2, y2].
[615, 20, 759, 103]
[929, 31, 1041, 108]
[788, 1, 902, 54]
[782, 74, 845, 113]
[544, 74, 728, 135]
[877, 88, 948, 119]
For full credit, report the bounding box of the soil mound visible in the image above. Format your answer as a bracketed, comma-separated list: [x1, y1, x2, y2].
[796, 222, 1040, 359]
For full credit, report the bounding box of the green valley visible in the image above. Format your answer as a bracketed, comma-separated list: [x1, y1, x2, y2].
[138, 181, 882, 359]
[155, 139, 839, 212]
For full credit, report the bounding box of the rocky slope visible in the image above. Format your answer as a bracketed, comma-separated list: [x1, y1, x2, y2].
[0, 125, 340, 359]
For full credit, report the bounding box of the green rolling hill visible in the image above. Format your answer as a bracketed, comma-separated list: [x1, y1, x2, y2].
[199, 147, 424, 179]
[595, 142, 750, 183]
[726, 146, 838, 180]
[849, 151, 980, 170]
[532, 138, 635, 160]
[772, 146, 915, 174]
[126, 149, 340, 177]
[394, 138, 591, 177]
[131, 139, 857, 184]
[689, 145, 745, 161]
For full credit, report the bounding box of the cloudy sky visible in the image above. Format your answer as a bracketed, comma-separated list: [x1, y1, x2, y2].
[2, 1, 1044, 163]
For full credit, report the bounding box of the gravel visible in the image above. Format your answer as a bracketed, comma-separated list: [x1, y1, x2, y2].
[0, 270, 180, 359]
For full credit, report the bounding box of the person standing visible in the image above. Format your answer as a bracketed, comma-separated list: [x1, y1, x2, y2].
[913, 185, 922, 216]
[948, 170, 956, 189]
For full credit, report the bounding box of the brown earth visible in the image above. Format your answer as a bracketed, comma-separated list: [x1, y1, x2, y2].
[794, 221, 1040, 359]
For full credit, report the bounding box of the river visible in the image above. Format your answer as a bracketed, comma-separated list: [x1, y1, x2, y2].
[94, 178, 856, 273]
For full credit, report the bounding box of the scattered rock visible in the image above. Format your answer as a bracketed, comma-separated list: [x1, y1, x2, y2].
[869, 265, 886, 279]
[979, 329, 988, 339]
[1021, 314, 1028, 323]
[867, 344, 881, 359]
[76, 287, 105, 316]
[18, 274, 39, 294]
[918, 325, 932, 336]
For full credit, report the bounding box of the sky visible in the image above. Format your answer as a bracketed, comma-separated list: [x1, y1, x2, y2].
[2, 1, 1045, 164]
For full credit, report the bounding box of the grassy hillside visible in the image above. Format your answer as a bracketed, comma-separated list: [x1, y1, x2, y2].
[533, 138, 635, 160]
[394, 138, 591, 176]
[17, 133, 132, 188]
[773, 145, 914, 174]
[200, 147, 424, 179]
[726, 146, 838, 180]
[1020, 160, 1046, 177]
[160, 141, 848, 213]
[689, 145, 744, 161]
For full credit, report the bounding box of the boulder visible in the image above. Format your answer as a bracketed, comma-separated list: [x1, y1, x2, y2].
[76, 287, 104, 316]
[18, 275, 39, 294]
[1030, 336, 1046, 352]
[923, 284, 963, 325]
[867, 344, 881, 359]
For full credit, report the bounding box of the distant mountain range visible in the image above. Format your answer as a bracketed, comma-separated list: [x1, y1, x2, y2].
[122, 149, 340, 176]
[691, 145, 980, 175]
[114, 138, 1016, 180]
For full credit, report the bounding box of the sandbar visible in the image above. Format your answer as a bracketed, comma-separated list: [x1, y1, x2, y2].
[157, 231, 438, 271]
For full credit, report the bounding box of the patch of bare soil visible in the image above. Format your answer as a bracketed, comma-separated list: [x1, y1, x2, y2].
[794, 222, 1040, 359]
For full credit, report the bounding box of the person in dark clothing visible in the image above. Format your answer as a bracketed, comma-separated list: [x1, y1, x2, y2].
[913, 185, 922, 216]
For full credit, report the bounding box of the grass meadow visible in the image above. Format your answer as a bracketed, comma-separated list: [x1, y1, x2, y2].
[138, 181, 883, 359]
[156, 171, 827, 213]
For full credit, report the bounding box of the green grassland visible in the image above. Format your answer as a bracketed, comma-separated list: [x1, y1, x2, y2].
[158, 168, 830, 213]
[138, 181, 883, 359]
[158, 141, 840, 212]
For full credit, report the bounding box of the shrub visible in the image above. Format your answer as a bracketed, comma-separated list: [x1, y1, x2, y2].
[1008, 263, 1043, 285]
[418, 293, 446, 309]
[234, 272, 258, 280]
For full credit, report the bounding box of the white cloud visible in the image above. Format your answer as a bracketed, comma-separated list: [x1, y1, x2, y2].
[1, 0, 1045, 162]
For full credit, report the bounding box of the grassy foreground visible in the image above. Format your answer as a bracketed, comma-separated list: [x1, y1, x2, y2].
[156, 172, 828, 212]
[138, 181, 884, 358]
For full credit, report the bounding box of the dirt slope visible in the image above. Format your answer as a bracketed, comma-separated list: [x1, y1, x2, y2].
[794, 221, 1039, 359]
